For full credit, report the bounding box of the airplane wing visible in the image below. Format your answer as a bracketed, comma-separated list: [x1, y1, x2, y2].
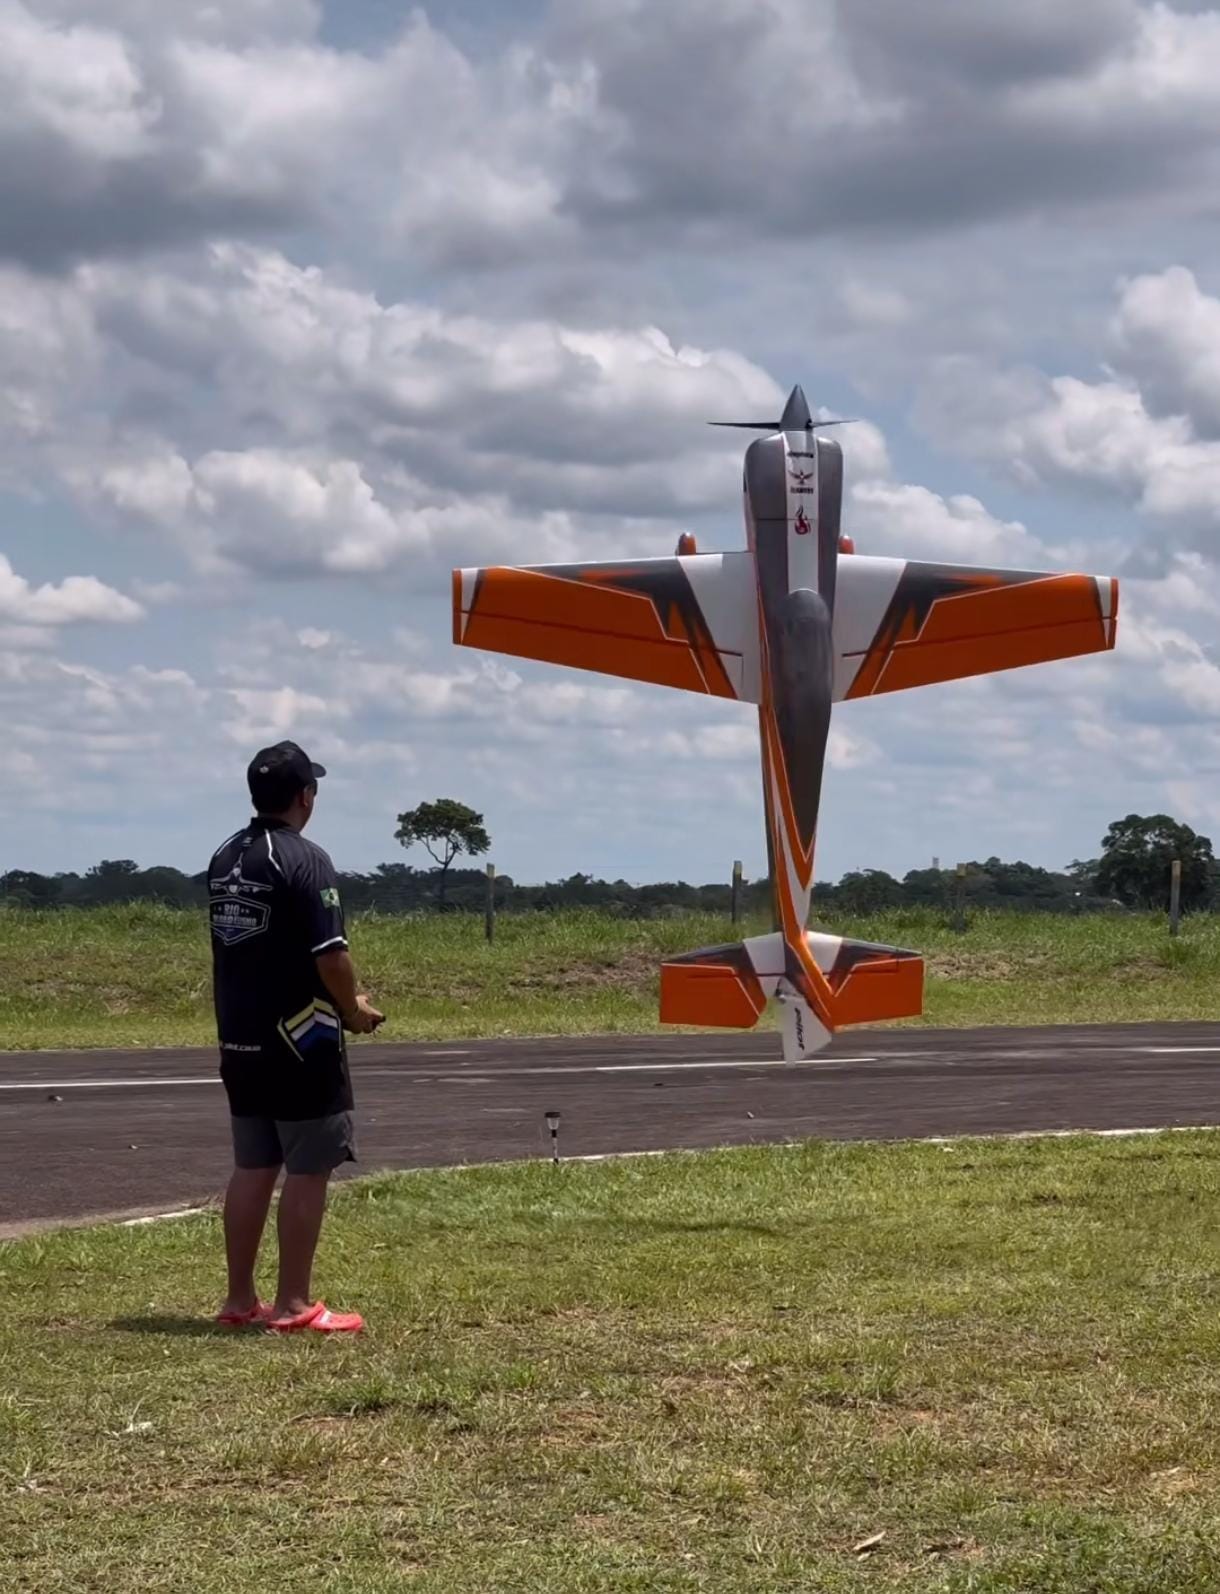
[453, 554, 760, 702]
[832, 555, 1118, 701]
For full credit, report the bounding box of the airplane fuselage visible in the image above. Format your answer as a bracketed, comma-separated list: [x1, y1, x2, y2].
[741, 388, 845, 1028]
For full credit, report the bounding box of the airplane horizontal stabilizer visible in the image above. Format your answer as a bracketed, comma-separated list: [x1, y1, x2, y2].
[659, 929, 923, 1053]
[805, 930, 924, 1028]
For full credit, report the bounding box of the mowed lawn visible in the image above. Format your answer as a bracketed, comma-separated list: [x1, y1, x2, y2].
[1, 904, 1218, 1051]
[6, 1134, 1220, 1591]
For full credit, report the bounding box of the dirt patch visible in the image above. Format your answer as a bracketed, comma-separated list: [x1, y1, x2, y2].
[508, 952, 657, 994]
[925, 951, 1040, 981]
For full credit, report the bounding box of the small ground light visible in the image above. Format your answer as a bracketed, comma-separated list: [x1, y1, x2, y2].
[544, 1110, 560, 1165]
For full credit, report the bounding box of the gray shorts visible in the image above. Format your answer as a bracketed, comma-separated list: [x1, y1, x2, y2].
[231, 1111, 356, 1176]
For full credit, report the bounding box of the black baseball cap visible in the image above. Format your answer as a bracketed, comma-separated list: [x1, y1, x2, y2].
[247, 741, 327, 812]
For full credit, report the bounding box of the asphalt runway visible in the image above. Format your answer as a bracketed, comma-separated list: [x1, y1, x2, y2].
[5, 1021, 1220, 1233]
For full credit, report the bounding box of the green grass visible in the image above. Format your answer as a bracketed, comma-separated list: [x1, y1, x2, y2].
[1, 904, 1217, 1051]
[6, 1134, 1220, 1590]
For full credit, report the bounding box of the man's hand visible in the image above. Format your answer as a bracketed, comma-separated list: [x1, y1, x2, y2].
[344, 994, 385, 1035]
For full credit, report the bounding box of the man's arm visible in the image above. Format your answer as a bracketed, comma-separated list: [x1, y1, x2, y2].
[289, 842, 384, 1035]
[316, 948, 384, 1034]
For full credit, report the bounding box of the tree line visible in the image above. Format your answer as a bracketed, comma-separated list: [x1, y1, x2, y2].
[1, 813, 1213, 917]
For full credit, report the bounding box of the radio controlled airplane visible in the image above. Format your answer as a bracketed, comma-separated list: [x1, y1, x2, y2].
[452, 385, 1119, 1060]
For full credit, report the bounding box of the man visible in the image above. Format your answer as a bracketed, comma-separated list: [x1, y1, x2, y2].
[208, 741, 383, 1334]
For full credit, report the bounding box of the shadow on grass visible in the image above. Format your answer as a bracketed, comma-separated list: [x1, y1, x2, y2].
[629, 1219, 789, 1237]
[109, 1314, 264, 1338]
[451, 1213, 793, 1239]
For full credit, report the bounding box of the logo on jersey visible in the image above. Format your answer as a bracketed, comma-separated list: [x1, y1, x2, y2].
[210, 895, 270, 946]
[320, 887, 341, 909]
[208, 862, 272, 898]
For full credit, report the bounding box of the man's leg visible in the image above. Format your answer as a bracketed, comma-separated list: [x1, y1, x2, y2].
[219, 1116, 283, 1317]
[220, 1165, 280, 1315]
[267, 1113, 360, 1329]
[272, 1172, 331, 1317]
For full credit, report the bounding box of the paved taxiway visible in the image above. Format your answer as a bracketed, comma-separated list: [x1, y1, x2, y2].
[3, 1022, 1220, 1233]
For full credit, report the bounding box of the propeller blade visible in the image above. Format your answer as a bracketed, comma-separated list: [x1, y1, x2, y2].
[707, 418, 858, 430]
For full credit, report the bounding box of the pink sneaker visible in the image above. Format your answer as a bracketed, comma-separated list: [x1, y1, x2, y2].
[266, 1301, 364, 1335]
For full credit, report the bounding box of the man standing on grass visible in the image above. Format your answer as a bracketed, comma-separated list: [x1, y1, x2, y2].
[208, 741, 383, 1334]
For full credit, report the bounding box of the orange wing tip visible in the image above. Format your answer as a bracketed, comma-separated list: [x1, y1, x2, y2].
[451, 567, 463, 646]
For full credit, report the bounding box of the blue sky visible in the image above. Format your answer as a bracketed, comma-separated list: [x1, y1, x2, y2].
[3, 0, 1220, 888]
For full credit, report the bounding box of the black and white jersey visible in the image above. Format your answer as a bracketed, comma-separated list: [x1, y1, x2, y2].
[208, 817, 353, 1119]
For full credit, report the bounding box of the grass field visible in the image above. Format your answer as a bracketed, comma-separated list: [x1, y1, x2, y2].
[6, 1132, 1220, 1591]
[0, 903, 1217, 1051]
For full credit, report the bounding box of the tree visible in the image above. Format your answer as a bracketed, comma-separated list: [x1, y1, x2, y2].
[1095, 814, 1214, 911]
[834, 868, 904, 912]
[77, 859, 143, 906]
[0, 869, 62, 907]
[394, 799, 490, 907]
[902, 867, 950, 906]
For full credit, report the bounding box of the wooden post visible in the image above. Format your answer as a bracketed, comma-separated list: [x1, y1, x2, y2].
[485, 862, 496, 943]
[1170, 858, 1182, 937]
[954, 862, 967, 933]
[731, 859, 743, 925]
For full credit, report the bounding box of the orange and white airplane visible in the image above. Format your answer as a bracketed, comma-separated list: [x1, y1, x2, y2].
[452, 385, 1119, 1060]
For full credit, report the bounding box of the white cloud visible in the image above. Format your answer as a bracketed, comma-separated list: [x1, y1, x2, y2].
[0, 3, 580, 275]
[918, 268, 1220, 555]
[0, 553, 142, 626]
[4, 0, 1218, 287]
[0, 243, 787, 577]
[225, 684, 330, 745]
[848, 480, 1043, 564]
[1111, 264, 1220, 436]
[0, 4, 153, 161]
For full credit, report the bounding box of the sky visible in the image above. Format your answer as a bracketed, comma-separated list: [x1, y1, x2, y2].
[4, 0, 1220, 889]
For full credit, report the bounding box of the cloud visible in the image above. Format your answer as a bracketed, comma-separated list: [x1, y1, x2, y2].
[41, 1, 322, 47]
[839, 0, 1139, 89]
[544, 0, 1220, 251]
[0, 243, 787, 577]
[0, 553, 142, 626]
[0, 3, 559, 271]
[1110, 264, 1220, 436]
[225, 684, 330, 745]
[0, 238, 1087, 592]
[917, 267, 1220, 554]
[6, 0, 1220, 284]
[848, 480, 1044, 564]
[0, 650, 208, 802]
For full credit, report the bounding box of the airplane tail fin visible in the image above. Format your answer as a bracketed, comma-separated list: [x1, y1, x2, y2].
[659, 929, 923, 1059]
